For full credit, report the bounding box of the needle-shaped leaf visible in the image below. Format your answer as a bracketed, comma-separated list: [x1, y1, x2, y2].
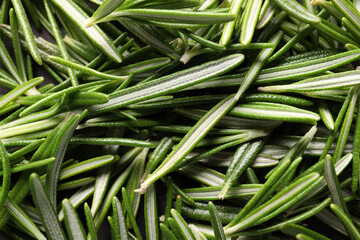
[51, 0, 121, 63]
[258, 71, 360, 93]
[219, 0, 243, 46]
[240, 0, 263, 45]
[324, 155, 349, 216]
[46, 110, 87, 206]
[121, 187, 143, 240]
[145, 184, 159, 240]
[126, 148, 147, 221]
[137, 95, 238, 194]
[58, 177, 94, 191]
[333, 86, 359, 162]
[280, 223, 331, 240]
[0, 113, 66, 139]
[0, 77, 42, 109]
[59, 155, 116, 180]
[189, 224, 208, 240]
[272, 0, 321, 24]
[297, 234, 316, 240]
[220, 139, 265, 199]
[48, 56, 128, 81]
[118, 19, 178, 57]
[178, 164, 225, 187]
[182, 202, 240, 224]
[102, 57, 171, 77]
[208, 202, 226, 240]
[160, 223, 177, 240]
[142, 137, 173, 181]
[10, 0, 42, 64]
[229, 102, 320, 124]
[330, 203, 360, 239]
[0, 140, 10, 211]
[98, 8, 235, 25]
[9, 9, 26, 83]
[84, 203, 97, 240]
[94, 161, 135, 229]
[112, 196, 128, 240]
[58, 184, 95, 221]
[29, 173, 66, 240]
[62, 199, 86, 240]
[0, 96, 65, 130]
[184, 184, 261, 201]
[171, 209, 196, 240]
[353, 97, 360, 193]
[0, 157, 55, 175]
[6, 199, 46, 240]
[318, 100, 335, 130]
[0, 32, 22, 85]
[89, 54, 244, 114]
[257, 0, 276, 29]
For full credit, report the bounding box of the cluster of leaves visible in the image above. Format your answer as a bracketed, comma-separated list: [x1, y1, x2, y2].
[1, 0, 360, 239]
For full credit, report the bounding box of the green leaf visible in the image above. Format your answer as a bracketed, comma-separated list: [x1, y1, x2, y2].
[51, 0, 121, 63]
[229, 102, 320, 124]
[9, 8, 26, 83]
[84, 203, 97, 240]
[272, 0, 321, 24]
[324, 155, 350, 216]
[280, 223, 331, 240]
[29, 173, 66, 240]
[0, 77, 42, 109]
[121, 187, 143, 240]
[330, 203, 360, 239]
[94, 160, 135, 229]
[208, 202, 226, 240]
[240, 0, 263, 45]
[46, 111, 87, 206]
[10, 0, 42, 64]
[59, 155, 116, 180]
[258, 71, 360, 93]
[112, 197, 128, 240]
[220, 139, 265, 199]
[62, 199, 86, 240]
[171, 209, 196, 240]
[89, 54, 244, 114]
[0, 140, 10, 210]
[333, 86, 359, 162]
[6, 199, 46, 240]
[184, 184, 261, 201]
[99, 8, 235, 25]
[48, 55, 128, 81]
[58, 185, 95, 221]
[145, 184, 159, 240]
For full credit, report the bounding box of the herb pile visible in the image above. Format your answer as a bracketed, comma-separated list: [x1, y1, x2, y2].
[1, 0, 360, 239]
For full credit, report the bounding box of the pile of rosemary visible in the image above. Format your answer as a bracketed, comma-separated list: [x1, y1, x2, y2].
[1, 0, 360, 239]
